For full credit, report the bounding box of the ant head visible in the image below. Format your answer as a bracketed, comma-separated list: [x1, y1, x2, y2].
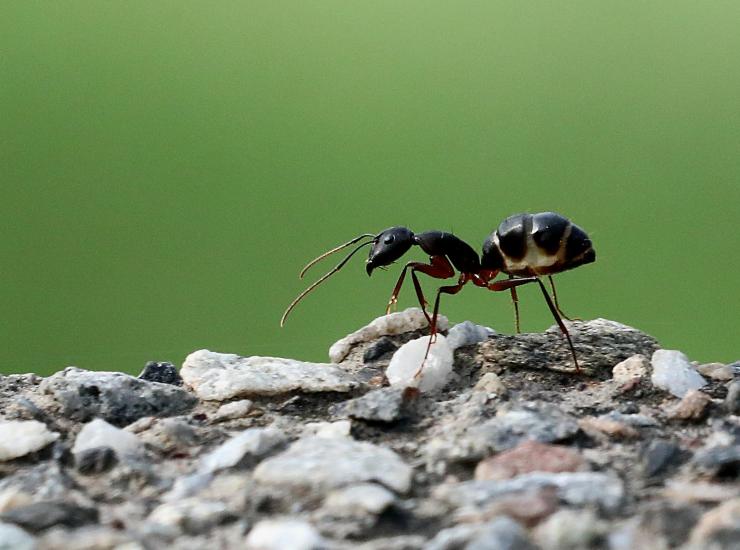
[366, 227, 415, 276]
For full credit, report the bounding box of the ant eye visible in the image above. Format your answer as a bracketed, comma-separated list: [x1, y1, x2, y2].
[383, 235, 395, 245]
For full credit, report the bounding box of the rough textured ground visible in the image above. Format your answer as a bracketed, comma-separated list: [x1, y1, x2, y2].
[0, 311, 738, 550]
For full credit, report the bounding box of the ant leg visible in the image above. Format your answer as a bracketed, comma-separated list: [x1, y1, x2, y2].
[386, 265, 410, 315]
[386, 258, 455, 325]
[548, 275, 580, 321]
[414, 276, 469, 379]
[488, 277, 580, 373]
[509, 274, 521, 333]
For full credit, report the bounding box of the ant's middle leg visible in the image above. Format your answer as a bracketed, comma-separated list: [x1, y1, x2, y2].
[414, 275, 470, 379]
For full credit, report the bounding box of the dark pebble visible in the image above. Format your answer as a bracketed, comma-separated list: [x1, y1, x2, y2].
[0, 501, 99, 533]
[642, 440, 685, 479]
[363, 337, 398, 363]
[138, 361, 183, 386]
[76, 446, 118, 475]
[694, 445, 740, 479]
[331, 387, 408, 423]
[725, 380, 740, 415]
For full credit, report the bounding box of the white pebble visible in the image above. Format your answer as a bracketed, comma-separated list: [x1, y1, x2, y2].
[651, 349, 707, 398]
[0, 420, 59, 461]
[181, 350, 356, 400]
[0, 522, 36, 550]
[245, 519, 325, 550]
[329, 307, 449, 363]
[612, 354, 649, 384]
[446, 321, 494, 350]
[301, 421, 351, 439]
[386, 335, 453, 393]
[73, 418, 143, 460]
[199, 427, 286, 474]
[325, 483, 395, 515]
[213, 400, 254, 422]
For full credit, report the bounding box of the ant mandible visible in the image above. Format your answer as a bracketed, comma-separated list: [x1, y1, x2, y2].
[280, 212, 596, 373]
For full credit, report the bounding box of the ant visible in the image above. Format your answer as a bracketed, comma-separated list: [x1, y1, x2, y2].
[281, 212, 596, 373]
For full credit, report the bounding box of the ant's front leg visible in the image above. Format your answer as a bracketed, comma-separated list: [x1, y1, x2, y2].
[385, 256, 455, 325]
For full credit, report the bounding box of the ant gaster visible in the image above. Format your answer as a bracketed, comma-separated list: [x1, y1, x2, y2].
[281, 212, 596, 373]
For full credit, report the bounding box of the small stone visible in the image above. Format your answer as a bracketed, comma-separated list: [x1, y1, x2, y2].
[475, 440, 587, 481]
[362, 337, 398, 363]
[0, 502, 99, 533]
[473, 372, 507, 395]
[0, 522, 36, 550]
[457, 490, 559, 528]
[72, 418, 144, 460]
[630, 502, 703, 549]
[331, 388, 407, 423]
[301, 421, 352, 439]
[427, 517, 534, 550]
[329, 307, 449, 363]
[198, 427, 286, 474]
[254, 436, 413, 494]
[138, 361, 182, 385]
[40, 367, 197, 426]
[324, 483, 395, 516]
[0, 421, 59, 461]
[0, 489, 32, 514]
[642, 440, 685, 478]
[696, 362, 735, 381]
[693, 445, 740, 478]
[181, 350, 357, 400]
[434, 472, 624, 513]
[479, 405, 580, 451]
[446, 321, 494, 350]
[578, 416, 639, 439]
[651, 350, 708, 398]
[725, 380, 740, 415]
[148, 498, 235, 535]
[666, 389, 712, 421]
[76, 447, 118, 475]
[533, 509, 607, 550]
[212, 400, 254, 422]
[466, 517, 534, 550]
[386, 335, 453, 392]
[612, 354, 649, 384]
[664, 481, 740, 503]
[688, 498, 740, 547]
[245, 519, 325, 550]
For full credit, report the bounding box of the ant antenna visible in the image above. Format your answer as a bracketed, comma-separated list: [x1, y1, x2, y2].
[299, 233, 375, 278]
[280, 235, 376, 326]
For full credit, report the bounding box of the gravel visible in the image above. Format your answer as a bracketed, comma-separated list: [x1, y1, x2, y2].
[0, 313, 737, 549]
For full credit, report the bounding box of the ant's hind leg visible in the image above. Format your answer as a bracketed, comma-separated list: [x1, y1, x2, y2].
[509, 274, 521, 333]
[548, 275, 580, 321]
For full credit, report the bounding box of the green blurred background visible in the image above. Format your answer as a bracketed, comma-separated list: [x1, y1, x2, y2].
[2, 2, 738, 376]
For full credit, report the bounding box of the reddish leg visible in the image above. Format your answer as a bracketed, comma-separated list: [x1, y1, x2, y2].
[385, 257, 455, 324]
[548, 275, 579, 321]
[488, 276, 581, 373]
[414, 274, 470, 379]
[509, 274, 521, 333]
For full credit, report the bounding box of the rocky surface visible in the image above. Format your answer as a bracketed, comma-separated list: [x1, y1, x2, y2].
[0, 308, 737, 549]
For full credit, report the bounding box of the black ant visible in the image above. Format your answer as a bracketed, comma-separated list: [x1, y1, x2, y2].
[281, 212, 596, 373]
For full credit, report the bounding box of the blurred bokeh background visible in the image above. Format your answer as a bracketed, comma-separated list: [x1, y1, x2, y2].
[2, 2, 739, 376]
